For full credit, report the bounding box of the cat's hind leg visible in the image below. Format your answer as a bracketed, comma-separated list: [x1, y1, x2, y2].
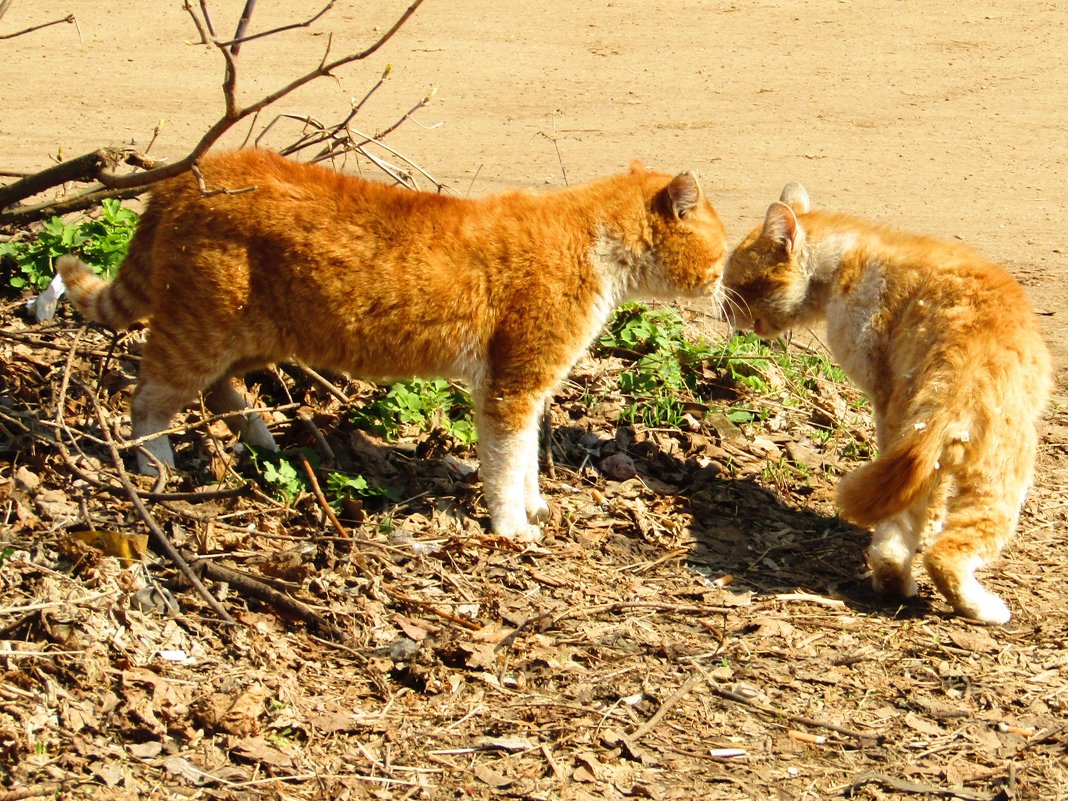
[130, 332, 234, 475]
[922, 486, 1019, 624]
[203, 375, 278, 452]
[866, 507, 923, 599]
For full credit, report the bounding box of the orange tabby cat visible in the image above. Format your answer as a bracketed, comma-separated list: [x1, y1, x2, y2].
[58, 148, 728, 541]
[723, 182, 1051, 623]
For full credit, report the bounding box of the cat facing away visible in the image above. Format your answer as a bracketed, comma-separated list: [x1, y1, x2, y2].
[722, 183, 1051, 623]
[59, 148, 728, 541]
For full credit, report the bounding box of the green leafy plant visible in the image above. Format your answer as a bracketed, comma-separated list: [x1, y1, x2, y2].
[326, 472, 398, 507]
[0, 198, 139, 292]
[599, 303, 714, 427]
[248, 449, 308, 503]
[599, 303, 687, 355]
[351, 377, 477, 445]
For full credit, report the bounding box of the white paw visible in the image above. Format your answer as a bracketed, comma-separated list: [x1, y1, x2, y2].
[526, 495, 550, 524]
[135, 438, 176, 476]
[870, 567, 918, 599]
[243, 416, 278, 450]
[957, 590, 1012, 625]
[493, 521, 544, 543]
[868, 553, 918, 599]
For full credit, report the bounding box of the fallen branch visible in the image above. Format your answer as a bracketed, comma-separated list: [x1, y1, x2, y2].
[92, 402, 237, 626]
[188, 553, 349, 642]
[540, 600, 733, 631]
[0, 12, 74, 40]
[0, 783, 64, 801]
[0, 147, 156, 212]
[629, 671, 701, 742]
[706, 682, 883, 747]
[837, 772, 990, 800]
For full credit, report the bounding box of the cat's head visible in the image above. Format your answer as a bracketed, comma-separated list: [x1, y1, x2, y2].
[636, 163, 728, 299]
[722, 182, 813, 338]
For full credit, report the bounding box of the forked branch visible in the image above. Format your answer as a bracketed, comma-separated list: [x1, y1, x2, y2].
[0, 0, 426, 224]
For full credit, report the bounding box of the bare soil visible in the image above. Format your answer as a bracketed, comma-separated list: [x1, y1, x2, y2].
[1, 2, 1066, 799]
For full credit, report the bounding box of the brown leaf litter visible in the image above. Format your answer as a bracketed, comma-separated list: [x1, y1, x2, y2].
[0, 304, 1066, 799]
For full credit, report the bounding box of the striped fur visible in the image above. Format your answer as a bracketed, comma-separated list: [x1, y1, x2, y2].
[59, 148, 729, 541]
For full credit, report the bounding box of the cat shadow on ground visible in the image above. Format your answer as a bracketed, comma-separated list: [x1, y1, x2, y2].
[684, 467, 937, 620]
[552, 423, 935, 620]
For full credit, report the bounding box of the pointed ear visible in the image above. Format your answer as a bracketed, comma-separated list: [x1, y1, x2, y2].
[629, 159, 647, 175]
[667, 171, 701, 218]
[762, 201, 800, 252]
[779, 182, 811, 214]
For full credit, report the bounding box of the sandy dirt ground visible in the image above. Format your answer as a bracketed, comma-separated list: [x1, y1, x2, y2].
[3, 1, 1067, 346]
[2, 2, 1067, 799]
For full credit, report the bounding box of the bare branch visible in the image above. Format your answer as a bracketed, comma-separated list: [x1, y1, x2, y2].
[0, 0, 427, 223]
[1, 185, 145, 226]
[222, 0, 333, 52]
[229, 0, 257, 55]
[190, 162, 257, 197]
[197, 0, 217, 38]
[0, 13, 74, 40]
[182, 1, 209, 44]
[95, 0, 426, 192]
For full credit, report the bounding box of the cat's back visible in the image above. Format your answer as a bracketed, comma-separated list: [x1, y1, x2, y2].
[150, 148, 464, 237]
[814, 212, 1041, 324]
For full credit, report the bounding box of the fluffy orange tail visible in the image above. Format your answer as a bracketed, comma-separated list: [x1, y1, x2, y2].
[57, 254, 150, 330]
[836, 429, 942, 527]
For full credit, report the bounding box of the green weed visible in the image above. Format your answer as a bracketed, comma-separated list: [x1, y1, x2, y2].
[351, 377, 477, 445]
[326, 471, 398, 508]
[248, 449, 308, 503]
[0, 199, 139, 292]
[599, 303, 714, 427]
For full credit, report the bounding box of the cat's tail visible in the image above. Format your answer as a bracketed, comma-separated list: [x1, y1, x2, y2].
[57, 251, 152, 331]
[837, 420, 962, 527]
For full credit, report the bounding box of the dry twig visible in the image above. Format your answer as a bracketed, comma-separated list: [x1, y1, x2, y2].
[0, 0, 426, 223]
[0, 12, 74, 40]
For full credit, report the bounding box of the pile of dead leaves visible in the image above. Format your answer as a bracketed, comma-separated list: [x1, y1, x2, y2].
[1, 302, 1067, 800]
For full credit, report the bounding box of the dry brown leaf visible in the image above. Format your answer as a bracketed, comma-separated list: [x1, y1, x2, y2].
[191, 683, 268, 736]
[229, 736, 297, 770]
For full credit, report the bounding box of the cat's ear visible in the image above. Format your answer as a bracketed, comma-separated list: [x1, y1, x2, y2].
[667, 172, 702, 219]
[629, 159, 647, 175]
[762, 201, 800, 253]
[779, 182, 811, 214]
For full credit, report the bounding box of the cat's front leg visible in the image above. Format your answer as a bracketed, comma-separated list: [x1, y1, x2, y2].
[475, 389, 544, 542]
[524, 400, 551, 525]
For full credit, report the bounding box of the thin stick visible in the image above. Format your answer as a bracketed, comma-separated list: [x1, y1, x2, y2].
[91, 403, 236, 625]
[629, 672, 701, 742]
[297, 453, 349, 540]
[182, 1, 209, 44]
[0, 13, 74, 40]
[385, 588, 482, 632]
[189, 554, 348, 641]
[706, 683, 881, 745]
[229, 0, 257, 55]
[220, 0, 331, 51]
